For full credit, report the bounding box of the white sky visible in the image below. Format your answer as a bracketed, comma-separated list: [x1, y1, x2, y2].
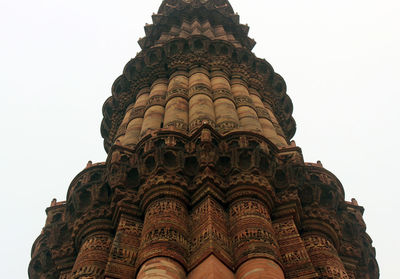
[0, 0, 398, 277]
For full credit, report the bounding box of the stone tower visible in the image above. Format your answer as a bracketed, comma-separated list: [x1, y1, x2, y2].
[29, 1, 379, 278]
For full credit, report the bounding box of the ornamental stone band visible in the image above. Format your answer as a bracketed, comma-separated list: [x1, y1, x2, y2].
[29, 1, 379, 278]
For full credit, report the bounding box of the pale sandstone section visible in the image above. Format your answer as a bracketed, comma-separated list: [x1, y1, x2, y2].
[265, 102, 288, 145]
[188, 67, 216, 132]
[121, 87, 150, 146]
[164, 71, 190, 132]
[140, 79, 168, 137]
[117, 69, 289, 148]
[211, 71, 240, 134]
[230, 77, 263, 133]
[249, 88, 286, 147]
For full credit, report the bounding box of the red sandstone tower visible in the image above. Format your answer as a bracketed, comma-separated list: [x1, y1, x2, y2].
[29, 1, 379, 278]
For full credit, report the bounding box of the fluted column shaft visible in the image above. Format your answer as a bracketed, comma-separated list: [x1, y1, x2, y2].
[104, 212, 142, 278]
[249, 88, 287, 147]
[272, 217, 318, 278]
[236, 258, 285, 279]
[231, 78, 263, 133]
[137, 198, 189, 278]
[137, 257, 186, 279]
[264, 101, 288, 144]
[188, 67, 216, 133]
[71, 232, 113, 279]
[164, 71, 189, 133]
[302, 233, 350, 278]
[210, 71, 240, 134]
[229, 198, 284, 279]
[121, 87, 150, 146]
[140, 79, 168, 137]
[115, 104, 133, 144]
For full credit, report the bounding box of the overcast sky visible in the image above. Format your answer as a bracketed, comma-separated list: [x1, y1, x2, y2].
[0, 0, 398, 278]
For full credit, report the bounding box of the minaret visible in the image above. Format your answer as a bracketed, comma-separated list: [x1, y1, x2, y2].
[29, 1, 379, 278]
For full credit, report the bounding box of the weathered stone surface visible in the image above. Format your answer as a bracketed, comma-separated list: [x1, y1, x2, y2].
[29, 1, 378, 278]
